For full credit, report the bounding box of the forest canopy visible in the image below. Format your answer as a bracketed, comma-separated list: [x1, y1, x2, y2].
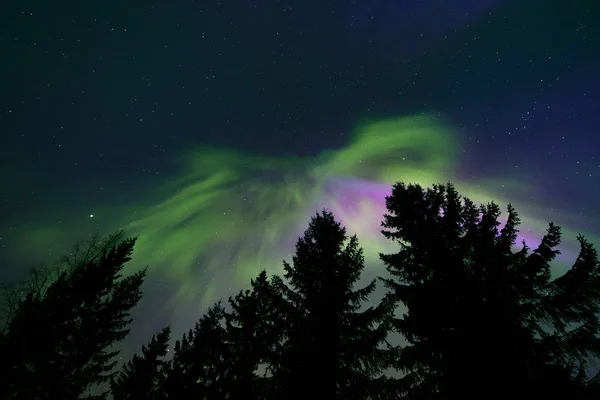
[1, 182, 600, 400]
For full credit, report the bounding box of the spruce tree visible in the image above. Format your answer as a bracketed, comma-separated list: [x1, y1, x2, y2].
[163, 302, 230, 399]
[110, 326, 171, 400]
[380, 182, 600, 399]
[224, 270, 282, 400]
[271, 210, 396, 400]
[0, 231, 146, 400]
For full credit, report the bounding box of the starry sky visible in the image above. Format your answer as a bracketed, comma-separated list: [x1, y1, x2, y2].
[1, 0, 599, 352]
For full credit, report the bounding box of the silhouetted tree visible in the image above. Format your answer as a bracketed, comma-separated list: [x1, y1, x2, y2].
[380, 182, 600, 399]
[224, 270, 283, 400]
[110, 326, 171, 400]
[271, 210, 396, 400]
[163, 302, 230, 400]
[0, 231, 147, 400]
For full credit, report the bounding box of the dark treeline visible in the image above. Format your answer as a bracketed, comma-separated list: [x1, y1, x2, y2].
[2, 182, 600, 400]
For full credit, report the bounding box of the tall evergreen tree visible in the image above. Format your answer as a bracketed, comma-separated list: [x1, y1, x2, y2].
[163, 302, 230, 400]
[224, 270, 283, 400]
[110, 326, 171, 400]
[0, 231, 147, 400]
[271, 210, 396, 400]
[380, 182, 600, 399]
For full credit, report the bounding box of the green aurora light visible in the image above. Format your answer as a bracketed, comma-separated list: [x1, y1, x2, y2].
[7, 115, 598, 332]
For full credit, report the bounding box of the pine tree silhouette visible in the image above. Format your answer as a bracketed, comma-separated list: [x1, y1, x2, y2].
[0, 231, 146, 400]
[271, 210, 396, 400]
[225, 270, 283, 400]
[163, 302, 230, 399]
[110, 326, 171, 400]
[380, 182, 600, 399]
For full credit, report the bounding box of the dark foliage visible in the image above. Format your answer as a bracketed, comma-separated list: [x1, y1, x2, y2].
[224, 271, 283, 400]
[270, 210, 397, 400]
[159, 274, 284, 400]
[162, 302, 230, 399]
[4, 183, 600, 400]
[380, 182, 600, 399]
[110, 327, 171, 400]
[0, 231, 146, 400]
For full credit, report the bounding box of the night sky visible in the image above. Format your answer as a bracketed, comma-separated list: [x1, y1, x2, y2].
[1, 0, 599, 353]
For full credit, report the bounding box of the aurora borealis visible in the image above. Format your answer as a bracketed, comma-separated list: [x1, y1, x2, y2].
[1, 0, 599, 352]
[4, 115, 598, 343]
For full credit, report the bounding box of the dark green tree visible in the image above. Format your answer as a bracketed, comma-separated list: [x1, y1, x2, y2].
[380, 182, 600, 399]
[163, 302, 230, 400]
[110, 326, 171, 400]
[271, 210, 396, 400]
[0, 231, 147, 400]
[224, 270, 283, 400]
